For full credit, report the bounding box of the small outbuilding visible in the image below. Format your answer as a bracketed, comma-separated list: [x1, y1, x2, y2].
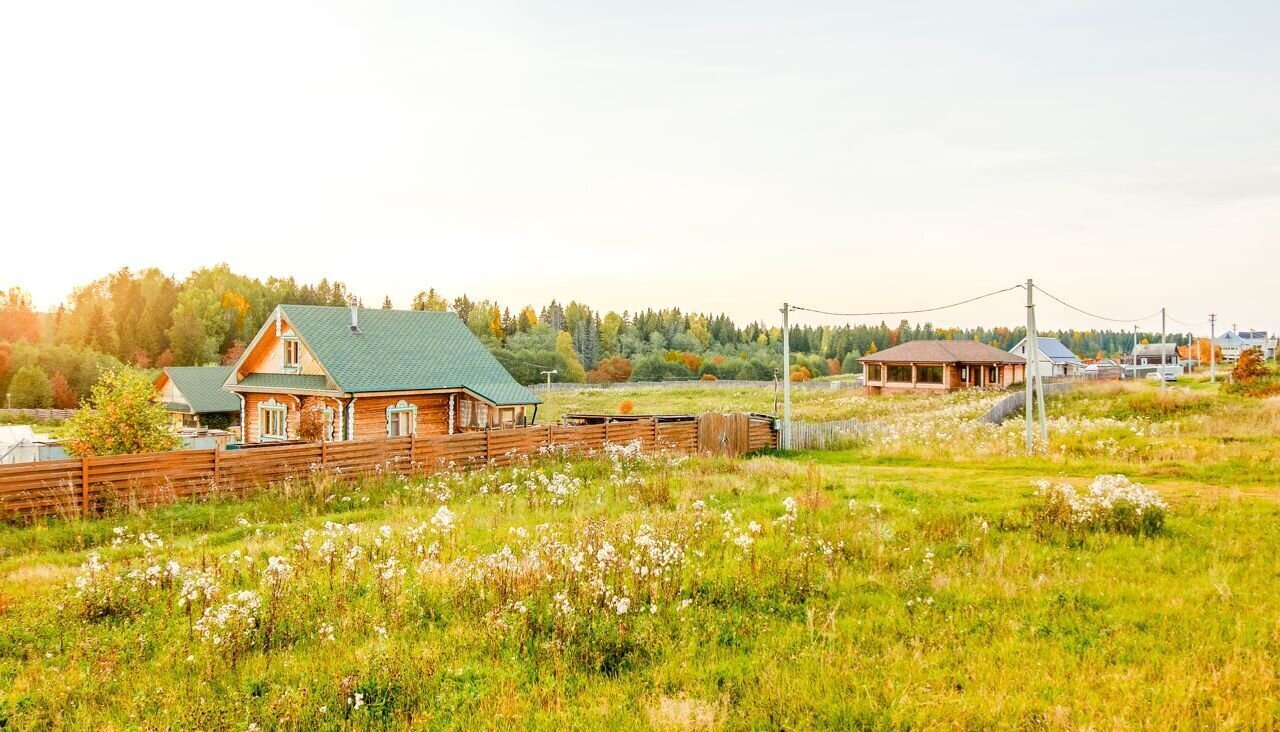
[859, 341, 1026, 395]
[155, 366, 242, 430]
[1082, 359, 1124, 381]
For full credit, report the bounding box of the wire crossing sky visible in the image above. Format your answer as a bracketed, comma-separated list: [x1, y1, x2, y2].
[1, 1, 1277, 331]
[793, 282, 1227, 335]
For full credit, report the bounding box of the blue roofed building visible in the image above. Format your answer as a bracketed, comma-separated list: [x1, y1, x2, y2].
[1009, 337, 1085, 379]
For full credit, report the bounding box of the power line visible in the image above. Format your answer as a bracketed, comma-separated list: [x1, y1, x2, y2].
[792, 284, 1024, 318]
[1166, 314, 1209, 328]
[1032, 284, 1162, 324]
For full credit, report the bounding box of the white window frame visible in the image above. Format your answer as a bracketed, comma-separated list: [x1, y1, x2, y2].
[259, 399, 288, 441]
[386, 400, 418, 437]
[282, 337, 301, 370]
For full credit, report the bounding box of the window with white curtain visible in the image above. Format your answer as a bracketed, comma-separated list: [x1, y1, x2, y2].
[260, 401, 287, 440]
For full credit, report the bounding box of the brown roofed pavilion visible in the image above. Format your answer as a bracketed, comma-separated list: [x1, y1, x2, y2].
[859, 341, 1026, 395]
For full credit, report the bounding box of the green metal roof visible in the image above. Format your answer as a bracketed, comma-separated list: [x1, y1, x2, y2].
[237, 373, 331, 391]
[162, 367, 241, 414]
[278, 305, 541, 406]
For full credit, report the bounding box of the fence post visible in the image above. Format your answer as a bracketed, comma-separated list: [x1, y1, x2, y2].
[213, 446, 221, 487]
[652, 418, 658, 448]
[485, 429, 492, 462]
[604, 422, 612, 446]
[81, 456, 90, 518]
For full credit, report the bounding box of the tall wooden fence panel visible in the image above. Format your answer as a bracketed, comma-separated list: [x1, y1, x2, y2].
[0, 414, 775, 520]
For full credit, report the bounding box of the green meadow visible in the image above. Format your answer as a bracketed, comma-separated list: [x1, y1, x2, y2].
[1, 381, 1278, 729]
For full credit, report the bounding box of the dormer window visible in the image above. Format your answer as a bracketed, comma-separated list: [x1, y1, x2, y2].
[283, 338, 300, 369]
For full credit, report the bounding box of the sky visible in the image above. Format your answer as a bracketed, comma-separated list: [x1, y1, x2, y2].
[1, 1, 1277, 334]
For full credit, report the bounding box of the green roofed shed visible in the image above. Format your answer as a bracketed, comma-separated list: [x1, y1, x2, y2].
[157, 367, 241, 414]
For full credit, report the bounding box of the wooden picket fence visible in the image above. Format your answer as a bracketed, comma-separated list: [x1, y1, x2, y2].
[0, 415, 775, 521]
[0, 408, 78, 422]
[788, 418, 872, 450]
[978, 382, 1074, 424]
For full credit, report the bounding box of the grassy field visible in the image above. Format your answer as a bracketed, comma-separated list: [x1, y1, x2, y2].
[2, 382, 1279, 729]
[537, 382, 1002, 423]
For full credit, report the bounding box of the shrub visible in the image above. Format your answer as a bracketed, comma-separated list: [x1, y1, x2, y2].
[7, 365, 53, 408]
[699, 373, 718, 381]
[64, 370, 182, 456]
[587, 356, 632, 383]
[50, 372, 78, 409]
[1223, 375, 1280, 398]
[630, 355, 692, 382]
[201, 412, 235, 431]
[714, 358, 742, 380]
[1232, 348, 1268, 382]
[1032, 474, 1168, 536]
[1223, 350, 1278, 397]
[297, 402, 328, 442]
[618, 400, 634, 415]
[737, 360, 773, 381]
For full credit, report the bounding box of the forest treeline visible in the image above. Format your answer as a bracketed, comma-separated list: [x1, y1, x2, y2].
[0, 265, 1191, 407]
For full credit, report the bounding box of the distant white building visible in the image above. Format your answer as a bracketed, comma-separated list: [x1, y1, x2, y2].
[1217, 330, 1276, 361]
[1009, 337, 1084, 378]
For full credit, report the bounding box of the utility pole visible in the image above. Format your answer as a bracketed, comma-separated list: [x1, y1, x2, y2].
[539, 369, 557, 415]
[1024, 280, 1035, 453]
[781, 302, 791, 450]
[1160, 308, 1167, 393]
[1209, 313, 1217, 383]
[1029, 287, 1047, 442]
[1132, 325, 1138, 380]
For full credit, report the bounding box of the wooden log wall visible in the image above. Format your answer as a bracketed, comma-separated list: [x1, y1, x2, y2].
[0, 414, 770, 520]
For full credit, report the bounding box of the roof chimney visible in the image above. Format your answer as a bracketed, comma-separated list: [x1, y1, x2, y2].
[348, 296, 361, 333]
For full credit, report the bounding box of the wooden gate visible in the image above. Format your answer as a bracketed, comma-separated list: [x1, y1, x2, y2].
[697, 412, 752, 456]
